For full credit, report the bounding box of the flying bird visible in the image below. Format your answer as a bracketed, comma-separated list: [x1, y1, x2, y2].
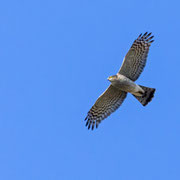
[85, 32, 155, 130]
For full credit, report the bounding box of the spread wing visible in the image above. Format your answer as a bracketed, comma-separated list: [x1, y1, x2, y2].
[119, 32, 154, 81]
[85, 85, 127, 130]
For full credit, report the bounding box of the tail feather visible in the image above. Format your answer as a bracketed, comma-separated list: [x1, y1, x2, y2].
[133, 85, 155, 106]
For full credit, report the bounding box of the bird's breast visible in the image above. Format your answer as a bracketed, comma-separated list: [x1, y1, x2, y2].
[111, 74, 144, 95]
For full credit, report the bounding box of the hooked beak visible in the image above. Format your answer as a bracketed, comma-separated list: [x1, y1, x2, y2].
[107, 76, 111, 81]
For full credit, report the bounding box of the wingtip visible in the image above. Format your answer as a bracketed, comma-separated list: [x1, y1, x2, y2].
[85, 120, 89, 126]
[143, 32, 148, 36]
[137, 32, 154, 43]
[149, 40, 154, 43]
[137, 33, 142, 39]
[147, 35, 154, 42]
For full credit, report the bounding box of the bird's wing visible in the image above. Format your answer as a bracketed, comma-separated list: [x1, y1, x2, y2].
[85, 85, 127, 130]
[119, 32, 154, 81]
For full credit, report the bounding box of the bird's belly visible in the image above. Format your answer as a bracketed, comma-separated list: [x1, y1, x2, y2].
[112, 80, 144, 96]
[113, 82, 136, 92]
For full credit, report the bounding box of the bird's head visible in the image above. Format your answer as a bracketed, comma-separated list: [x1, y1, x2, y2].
[107, 75, 117, 82]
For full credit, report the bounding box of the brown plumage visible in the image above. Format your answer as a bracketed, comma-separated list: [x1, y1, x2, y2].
[85, 32, 155, 130]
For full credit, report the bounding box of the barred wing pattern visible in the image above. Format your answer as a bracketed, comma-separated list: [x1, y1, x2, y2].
[119, 32, 154, 81]
[85, 85, 127, 130]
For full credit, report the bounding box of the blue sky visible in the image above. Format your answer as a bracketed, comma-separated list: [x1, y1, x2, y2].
[0, 0, 180, 179]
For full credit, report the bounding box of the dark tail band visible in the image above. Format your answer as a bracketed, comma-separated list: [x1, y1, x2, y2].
[133, 85, 155, 106]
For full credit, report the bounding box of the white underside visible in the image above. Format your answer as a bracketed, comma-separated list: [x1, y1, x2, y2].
[110, 74, 144, 96]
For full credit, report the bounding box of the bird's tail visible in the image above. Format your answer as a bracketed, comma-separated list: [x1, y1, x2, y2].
[133, 85, 156, 106]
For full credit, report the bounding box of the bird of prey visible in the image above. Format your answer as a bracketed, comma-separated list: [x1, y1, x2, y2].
[85, 32, 156, 130]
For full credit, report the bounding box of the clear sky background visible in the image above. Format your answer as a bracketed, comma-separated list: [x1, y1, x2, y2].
[0, 0, 180, 180]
